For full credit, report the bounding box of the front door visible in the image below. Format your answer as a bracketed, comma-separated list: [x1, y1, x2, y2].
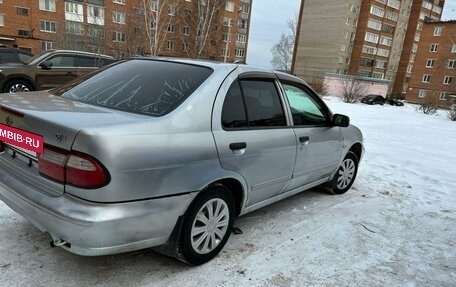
[212, 77, 296, 206]
[36, 55, 79, 90]
[280, 81, 343, 190]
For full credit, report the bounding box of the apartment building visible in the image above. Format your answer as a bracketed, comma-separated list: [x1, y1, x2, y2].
[405, 20, 456, 108]
[0, 0, 252, 62]
[292, 0, 445, 96]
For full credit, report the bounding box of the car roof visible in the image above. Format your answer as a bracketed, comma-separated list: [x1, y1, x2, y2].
[44, 49, 114, 59]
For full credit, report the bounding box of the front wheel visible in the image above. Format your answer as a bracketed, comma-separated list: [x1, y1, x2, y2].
[4, 79, 33, 93]
[329, 151, 359, 195]
[177, 185, 235, 265]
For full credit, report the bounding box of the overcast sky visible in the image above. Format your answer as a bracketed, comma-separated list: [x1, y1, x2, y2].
[247, 0, 456, 68]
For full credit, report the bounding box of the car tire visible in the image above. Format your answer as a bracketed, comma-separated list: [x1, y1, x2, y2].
[4, 79, 33, 93]
[329, 151, 359, 195]
[177, 184, 235, 265]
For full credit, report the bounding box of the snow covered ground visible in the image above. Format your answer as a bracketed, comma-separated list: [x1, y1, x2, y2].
[0, 98, 455, 287]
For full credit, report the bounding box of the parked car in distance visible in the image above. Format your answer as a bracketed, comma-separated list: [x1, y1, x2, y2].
[0, 58, 364, 265]
[0, 47, 33, 65]
[360, 94, 386, 105]
[386, 98, 404, 106]
[0, 50, 115, 93]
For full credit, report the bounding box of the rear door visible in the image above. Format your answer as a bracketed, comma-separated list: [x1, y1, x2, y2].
[279, 80, 343, 190]
[76, 56, 101, 77]
[212, 72, 296, 206]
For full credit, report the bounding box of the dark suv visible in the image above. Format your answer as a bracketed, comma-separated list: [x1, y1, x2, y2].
[0, 47, 33, 64]
[0, 50, 115, 93]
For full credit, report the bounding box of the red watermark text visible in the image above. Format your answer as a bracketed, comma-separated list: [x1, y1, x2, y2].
[0, 123, 43, 154]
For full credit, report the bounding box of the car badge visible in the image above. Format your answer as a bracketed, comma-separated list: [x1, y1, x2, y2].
[5, 116, 13, 126]
[55, 133, 67, 143]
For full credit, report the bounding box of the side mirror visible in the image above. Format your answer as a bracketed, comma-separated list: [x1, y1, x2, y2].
[39, 60, 53, 70]
[333, 114, 350, 127]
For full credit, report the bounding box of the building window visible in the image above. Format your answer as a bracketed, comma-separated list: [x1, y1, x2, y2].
[221, 48, 229, 57]
[452, 44, 456, 53]
[370, 5, 385, 17]
[223, 17, 231, 26]
[41, 41, 55, 50]
[235, 48, 245, 58]
[39, 0, 56, 12]
[426, 59, 435, 67]
[16, 7, 29, 16]
[238, 19, 248, 29]
[422, 74, 431, 83]
[225, 1, 234, 12]
[112, 11, 126, 24]
[112, 31, 126, 42]
[183, 25, 190, 36]
[414, 33, 421, 42]
[379, 36, 392, 46]
[40, 20, 56, 33]
[113, 0, 125, 4]
[375, 60, 387, 69]
[372, 72, 384, 79]
[65, 21, 84, 35]
[407, 65, 413, 73]
[448, 60, 456, 69]
[422, 1, 432, 10]
[410, 54, 416, 62]
[236, 34, 246, 43]
[433, 26, 442, 36]
[439, 92, 449, 100]
[167, 40, 174, 50]
[367, 19, 382, 31]
[151, 1, 158, 12]
[150, 20, 156, 30]
[385, 10, 398, 21]
[443, 76, 453, 85]
[88, 26, 104, 38]
[240, 3, 250, 14]
[382, 24, 395, 34]
[168, 4, 176, 15]
[412, 43, 418, 53]
[0, 14, 4, 27]
[346, 17, 351, 25]
[87, 5, 104, 25]
[377, 48, 390, 57]
[349, 4, 359, 12]
[338, 56, 344, 64]
[376, 0, 387, 4]
[417, 23, 423, 31]
[182, 42, 189, 51]
[167, 23, 174, 33]
[222, 33, 230, 42]
[17, 29, 30, 37]
[418, 90, 427, 98]
[365, 32, 379, 44]
[65, 1, 84, 21]
[340, 44, 346, 51]
[429, 44, 438, 52]
[387, 0, 400, 9]
[360, 57, 374, 67]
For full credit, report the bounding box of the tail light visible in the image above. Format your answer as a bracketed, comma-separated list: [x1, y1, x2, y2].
[38, 145, 110, 189]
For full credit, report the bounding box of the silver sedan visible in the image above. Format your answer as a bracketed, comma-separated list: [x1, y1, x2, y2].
[0, 58, 363, 265]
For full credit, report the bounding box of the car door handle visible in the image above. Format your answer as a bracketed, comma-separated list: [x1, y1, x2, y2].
[299, 136, 310, 144]
[229, 142, 247, 150]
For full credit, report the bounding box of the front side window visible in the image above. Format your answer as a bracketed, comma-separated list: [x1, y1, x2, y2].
[47, 55, 76, 67]
[281, 83, 328, 126]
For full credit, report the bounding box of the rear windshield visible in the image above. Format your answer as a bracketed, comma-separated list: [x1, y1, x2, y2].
[53, 59, 213, 117]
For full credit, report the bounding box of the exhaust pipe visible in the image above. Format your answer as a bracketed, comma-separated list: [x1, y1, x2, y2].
[50, 238, 71, 248]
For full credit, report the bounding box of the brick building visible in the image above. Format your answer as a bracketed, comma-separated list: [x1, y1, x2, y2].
[292, 0, 445, 97]
[405, 20, 456, 108]
[0, 0, 252, 62]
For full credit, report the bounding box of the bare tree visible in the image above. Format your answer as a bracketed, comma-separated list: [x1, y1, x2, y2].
[418, 92, 440, 115]
[309, 75, 328, 97]
[271, 17, 297, 72]
[339, 77, 368, 103]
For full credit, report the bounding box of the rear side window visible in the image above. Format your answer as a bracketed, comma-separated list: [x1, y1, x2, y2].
[18, 52, 32, 64]
[222, 79, 286, 129]
[58, 60, 213, 116]
[77, 56, 96, 67]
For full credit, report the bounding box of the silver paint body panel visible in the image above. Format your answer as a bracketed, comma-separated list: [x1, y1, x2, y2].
[0, 59, 363, 255]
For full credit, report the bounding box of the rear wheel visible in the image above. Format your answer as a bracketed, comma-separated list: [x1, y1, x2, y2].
[177, 184, 234, 265]
[4, 79, 33, 93]
[329, 151, 359, 195]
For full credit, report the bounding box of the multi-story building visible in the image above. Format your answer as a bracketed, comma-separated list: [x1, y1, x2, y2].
[405, 20, 456, 108]
[292, 0, 445, 97]
[0, 0, 252, 62]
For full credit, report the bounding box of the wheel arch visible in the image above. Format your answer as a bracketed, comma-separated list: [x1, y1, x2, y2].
[348, 142, 363, 162]
[3, 75, 37, 91]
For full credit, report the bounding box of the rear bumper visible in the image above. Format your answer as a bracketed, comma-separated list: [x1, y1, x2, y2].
[0, 169, 196, 256]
